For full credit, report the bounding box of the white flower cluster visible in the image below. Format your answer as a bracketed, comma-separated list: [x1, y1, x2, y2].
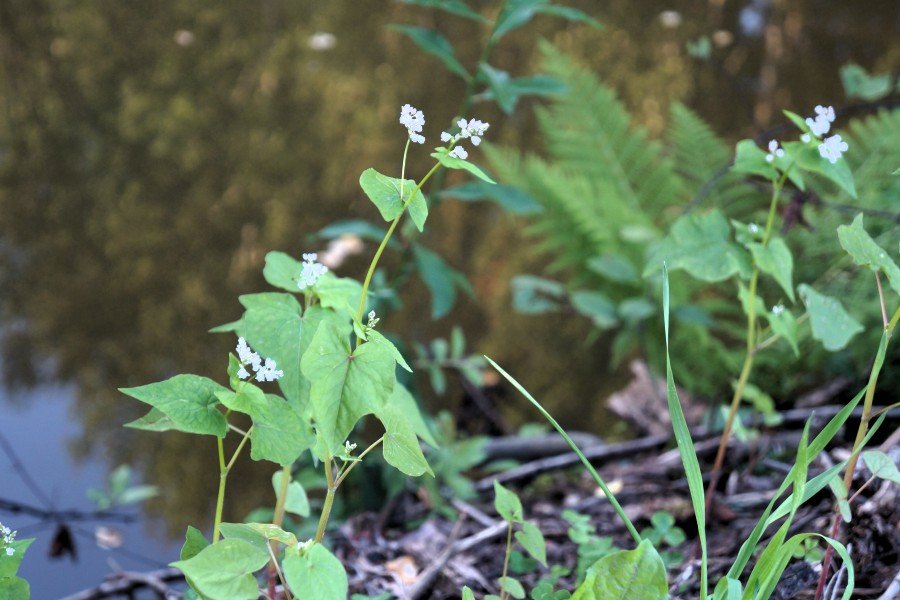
[1, 523, 16, 556]
[298, 253, 328, 290]
[236, 337, 284, 382]
[765, 140, 784, 163]
[399, 104, 426, 144]
[441, 118, 490, 160]
[366, 310, 379, 329]
[801, 104, 847, 164]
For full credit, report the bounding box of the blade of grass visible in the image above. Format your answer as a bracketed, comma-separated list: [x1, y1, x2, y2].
[484, 356, 642, 545]
[662, 266, 708, 599]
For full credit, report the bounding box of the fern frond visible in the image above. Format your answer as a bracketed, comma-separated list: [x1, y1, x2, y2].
[841, 108, 900, 210]
[536, 42, 686, 212]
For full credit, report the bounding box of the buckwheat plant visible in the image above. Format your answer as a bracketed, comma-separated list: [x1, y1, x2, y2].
[0, 521, 34, 597]
[122, 104, 495, 600]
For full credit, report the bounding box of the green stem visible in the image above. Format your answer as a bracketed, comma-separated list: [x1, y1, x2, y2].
[212, 425, 254, 543]
[213, 436, 227, 543]
[499, 522, 513, 600]
[268, 464, 292, 597]
[354, 161, 442, 333]
[704, 168, 789, 515]
[334, 436, 384, 488]
[314, 457, 336, 543]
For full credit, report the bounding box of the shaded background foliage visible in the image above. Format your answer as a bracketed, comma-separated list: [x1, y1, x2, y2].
[1, 0, 898, 534]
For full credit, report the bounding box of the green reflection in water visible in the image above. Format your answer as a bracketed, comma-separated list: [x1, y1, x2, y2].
[1, 0, 897, 535]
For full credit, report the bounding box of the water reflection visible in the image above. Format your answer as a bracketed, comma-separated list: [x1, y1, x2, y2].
[0, 0, 898, 592]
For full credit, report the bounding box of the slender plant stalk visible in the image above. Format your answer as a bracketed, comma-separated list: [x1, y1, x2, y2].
[354, 161, 442, 332]
[212, 425, 254, 543]
[499, 522, 514, 600]
[268, 464, 293, 598]
[314, 457, 336, 543]
[335, 436, 384, 487]
[814, 305, 899, 599]
[486, 357, 642, 544]
[704, 169, 790, 515]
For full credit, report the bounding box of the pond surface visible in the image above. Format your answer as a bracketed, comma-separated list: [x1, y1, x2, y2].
[1, 0, 898, 596]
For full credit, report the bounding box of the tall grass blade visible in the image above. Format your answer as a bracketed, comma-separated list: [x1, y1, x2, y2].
[662, 266, 708, 599]
[485, 356, 642, 544]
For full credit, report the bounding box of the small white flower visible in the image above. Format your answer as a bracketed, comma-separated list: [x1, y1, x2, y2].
[815, 105, 836, 122]
[804, 104, 836, 138]
[235, 339, 282, 382]
[344, 440, 357, 454]
[399, 104, 426, 144]
[800, 133, 811, 143]
[818, 134, 848, 164]
[298, 253, 328, 290]
[765, 140, 784, 162]
[255, 358, 284, 382]
[748, 223, 760, 234]
[367, 310, 379, 329]
[772, 304, 785, 316]
[4, 547, 13, 556]
[449, 146, 468, 160]
[440, 131, 452, 143]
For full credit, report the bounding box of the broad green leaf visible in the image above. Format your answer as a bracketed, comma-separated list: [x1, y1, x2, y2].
[492, 0, 600, 41]
[499, 576, 526, 599]
[784, 140, 856, 198]
[0, 539, 33, 578]
[397, 0, 488, 22]
[124, 407, 178, 432]
[263, 251, 304, 292]
[358, 168, 428, 232]
[618, 298, 655, 323]
[378, 404, 433, 477]
[314, 275, 365, 313]
[180, 526, 209, 561]
[515, 521, 547, 565]
[431, 148, 496, 184]
[862, 450, 900, 483]
[249, 394, 315, 466]
[214, 384, 266, 416]
[732, 139, 778, 181]
[570, 291, 618, 328]
[440, 181, 542, 215]
[748, 238, 795, 301]
[366, 330, 412, 373]
[478, 65, 567, 114]
[120, 375, 229, 438]
[387, 25, 469, 80]
[301, 320, 396, 455]
[837, 214, 900, 296]
[571, 540, 667, 600]
[462, 587, 476, 600]
[412, 244, 470, 319]
[170, 539, 268, 600]
[798, 284, 863, 351]
[768, 306, 799, 356]
[511, 275, 565, 314]
[317, 220, 393, 246]
[387, 384, 438, 448]
[662, 267, 707, 598]
[233, 293, 304, 409]
[0, 576, 29, 599]
[587, 254, 639, 283]
[841, 63, 894, 101]
[283, 544, 348, 600]
[273, 471, 310, 518]
[221, 522, 297, 548]
[493, 480, 523, 523]
[646, 210, 751, 282]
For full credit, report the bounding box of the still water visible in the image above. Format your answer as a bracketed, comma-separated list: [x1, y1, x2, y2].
[1, 0, 898, 596]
